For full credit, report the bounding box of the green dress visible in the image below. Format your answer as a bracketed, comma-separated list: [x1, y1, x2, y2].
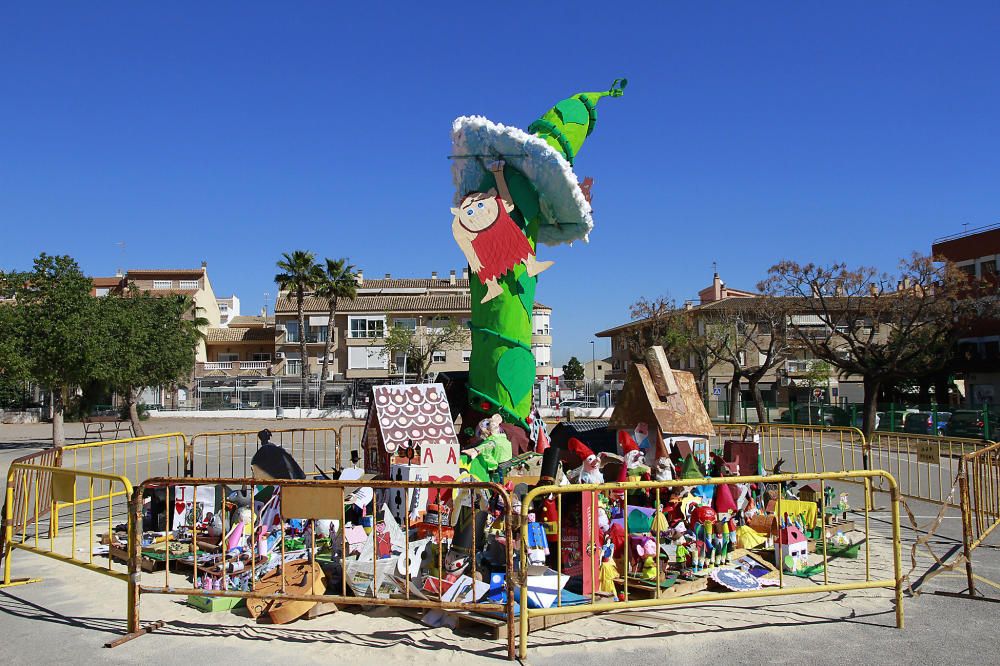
[467, 432, 513, 482]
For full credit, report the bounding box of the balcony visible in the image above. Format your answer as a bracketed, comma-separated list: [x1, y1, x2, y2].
[197, 360, 274, 377]
[785, 359, 817, 375]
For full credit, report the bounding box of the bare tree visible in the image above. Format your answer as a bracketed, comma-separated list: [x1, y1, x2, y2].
[701, 297, 791, 423]
[628, 296, 719, 398]
[381, 316, 469, 382]
[761, 253, 972, 438]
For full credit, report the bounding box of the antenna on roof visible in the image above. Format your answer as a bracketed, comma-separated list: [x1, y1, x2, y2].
[712, 260, 718, 276]
[263, 291, 270, 316]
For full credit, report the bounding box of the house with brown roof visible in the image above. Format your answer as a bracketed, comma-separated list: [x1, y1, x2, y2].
[199, 316, 277, 378]
[273, 269, 555, 383]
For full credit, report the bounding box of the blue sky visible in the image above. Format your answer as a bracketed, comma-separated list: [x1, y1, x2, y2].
[2, 2, 999, 366]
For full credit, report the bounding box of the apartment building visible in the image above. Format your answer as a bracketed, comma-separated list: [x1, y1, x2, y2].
[596, 272, 873, 411]
[272, 270, 555, 382]
[933, 224, 1000, 406]
[217, 295, 240, 326]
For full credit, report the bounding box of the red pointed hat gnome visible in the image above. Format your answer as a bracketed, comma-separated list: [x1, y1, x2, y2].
[713, 483, 738, 516]
[568, 437, 604, 485]
[618, 430, 639, 456]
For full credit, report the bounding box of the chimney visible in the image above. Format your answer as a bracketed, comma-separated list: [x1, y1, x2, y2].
[356, 270, 364, 285]
[431, 271, 438, 280]
[384, 273, 391, 279]
[449, 269, 457, 285]
[713, 272, 723, 301]
[201, 260, 207, 270]
[461, 267, 469, 280]
[115, 268, 124, 278]
[684, 300, 694, 310]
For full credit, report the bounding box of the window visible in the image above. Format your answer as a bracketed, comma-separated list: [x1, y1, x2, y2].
[958, 263, 976, 277]
[426, 316, 451, 333]
[218, 353, 238, 362]
[152, 280, 172, 289]
[462, 349, 471, 363]
[532, 344, 551, 367]
[285, 321, 300, 342]
[393, 318, 417, 332]
[394, 353, 408, 371]
[285, 360, 302, 376]
[348, 346, 388, 369]
[349, 316, 386, 339]
[179, 280, 199, 289]
[981, 261, 998, 278]
[432, 351, 447, 364]
[95, 288, 109, 297]
[252, 353, 271, 362]
[533, 312, 550, 335]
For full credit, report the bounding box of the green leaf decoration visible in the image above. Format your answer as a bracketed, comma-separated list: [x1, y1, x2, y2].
[554, 98, 589, 126]
[514, 269, 536, 321]
[497, 347, 536, 406]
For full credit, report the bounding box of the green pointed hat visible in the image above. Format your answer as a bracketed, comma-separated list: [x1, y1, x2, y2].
[528, 78, 627, 166]
[451, 79, 626, 247]
[680, 454, 703, 481]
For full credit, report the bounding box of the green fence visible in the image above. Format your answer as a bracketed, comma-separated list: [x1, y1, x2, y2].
[706, 398, 993, 440]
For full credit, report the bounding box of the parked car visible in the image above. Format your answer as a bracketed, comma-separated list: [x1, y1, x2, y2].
[946, 410, 999, 440]
[778, 405, 852, 427]
[902, 411, 952, 436]
[875, 410, 918, 432]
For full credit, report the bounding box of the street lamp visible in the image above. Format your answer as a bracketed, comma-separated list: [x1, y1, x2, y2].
[590, 340, 596, 401]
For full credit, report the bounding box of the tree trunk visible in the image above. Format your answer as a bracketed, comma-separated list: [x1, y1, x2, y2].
[749, 377, 767, 424]
[728, 372, 743, 424]
[298, 288, 309, 410]
[318, 301, 335, 411]
[127, 387, 145, 437]
[52, 387, 66, 447]
[861, 376, 881, 440]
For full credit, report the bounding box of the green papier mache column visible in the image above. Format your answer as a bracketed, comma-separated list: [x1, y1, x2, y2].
[450, 80, 626, 428]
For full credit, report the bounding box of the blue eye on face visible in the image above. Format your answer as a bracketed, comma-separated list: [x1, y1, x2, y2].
[477, 202, 484, 208]
[467, 209, 474, 216]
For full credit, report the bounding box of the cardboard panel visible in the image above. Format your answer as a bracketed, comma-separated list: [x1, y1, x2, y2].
[282, 486, 345, 521]
[51, 470, 76, 504]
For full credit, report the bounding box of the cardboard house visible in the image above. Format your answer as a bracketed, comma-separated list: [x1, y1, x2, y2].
[775, 519, 809, 573]
[609, 346, 714, 460]
[362, 383, 460, 484]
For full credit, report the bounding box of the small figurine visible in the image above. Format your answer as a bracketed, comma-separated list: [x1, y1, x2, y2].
[598, 550, 619, 595]
[525, 511, 550, 566]
[567, 437, 604, 485]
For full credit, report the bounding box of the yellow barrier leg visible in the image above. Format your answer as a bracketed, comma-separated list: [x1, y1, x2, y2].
[891, 486, 904, 629]
[1, 487, 43, 589]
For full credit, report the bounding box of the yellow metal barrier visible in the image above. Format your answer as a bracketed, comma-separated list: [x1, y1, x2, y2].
[960, 440, 1000, 596]
[124, 476, 516, 658]
[2, 463, 134, 604]
[517, 470, 904, 660]
[186, 428, 340, 478]
[337, 422, 367, 468]
[757, 423, 868, 475]
[60, 432, 188, 488]
[868, 432, 990, 506]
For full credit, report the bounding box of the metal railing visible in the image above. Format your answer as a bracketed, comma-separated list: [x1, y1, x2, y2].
[3, 463, 135, 598]
[959, 440, 1000, 596]
[867, 432, 990, 505]
[517, 470, 904, 659]
[185, 428, 342, 478]
[124, 476, 516, 658]
[60, 432, 188, 488]
[756, 424, 868, 476]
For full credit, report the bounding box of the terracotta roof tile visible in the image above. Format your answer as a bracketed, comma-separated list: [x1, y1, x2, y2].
[275, 294, 471, 314]
[205, 327, 275, 343]
[127, 268, 205, 276]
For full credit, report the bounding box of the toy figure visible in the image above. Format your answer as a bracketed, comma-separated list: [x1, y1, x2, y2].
[640, 555, 658, 580]
[567, 437, 604, 484]
[464, 415, 514, 480]
[653, 457, 673, 482]
[525, 512, 549, 565]
[451, 160, 553, 303]
[599, 551, 619, 594]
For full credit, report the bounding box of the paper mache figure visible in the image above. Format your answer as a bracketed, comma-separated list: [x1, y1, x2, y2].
[451, 160, 553, 303]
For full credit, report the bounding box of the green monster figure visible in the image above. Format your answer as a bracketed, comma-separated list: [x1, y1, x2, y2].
[450, 80, 626, 428]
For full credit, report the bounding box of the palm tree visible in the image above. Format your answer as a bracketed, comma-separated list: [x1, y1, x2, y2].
[275, 251, 321, 409]
[314, 258, 358, 409]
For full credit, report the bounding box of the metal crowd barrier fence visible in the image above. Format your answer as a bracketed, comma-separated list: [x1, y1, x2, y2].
[2, 462, 135, 601]
[960, 441, 1000, 596]
[867, 432, 990, 506]
[123, 477, 516, 659]
[756, 424, 868, 476]
[61, 432, 188, 488]
[517, 470, 904, 660]
[337, 423, 366, 468]
[711, 424, 756, 451]
[185, 428, 341, 478]
[4, 446, 63, 542]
